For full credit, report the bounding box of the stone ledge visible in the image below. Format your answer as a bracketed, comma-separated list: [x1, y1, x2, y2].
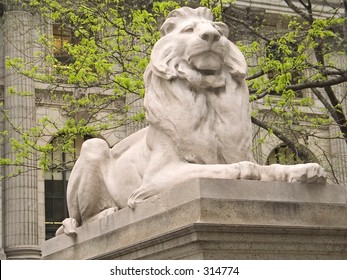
[42, 179, 347, 260]
[100, 224, 347, 260]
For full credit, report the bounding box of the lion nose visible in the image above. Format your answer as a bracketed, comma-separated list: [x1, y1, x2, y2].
[200, 27, 220, 42]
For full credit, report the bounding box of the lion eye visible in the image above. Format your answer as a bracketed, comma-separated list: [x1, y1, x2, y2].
[183, 26, 194, 33]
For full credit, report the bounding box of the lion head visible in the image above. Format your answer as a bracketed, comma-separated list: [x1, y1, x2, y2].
[148, 6, 247, 88]
[144, 7, 253, 164]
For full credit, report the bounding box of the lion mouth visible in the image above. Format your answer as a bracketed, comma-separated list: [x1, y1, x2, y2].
[189, 51, 223, 72]
[176, 57, 226, 88]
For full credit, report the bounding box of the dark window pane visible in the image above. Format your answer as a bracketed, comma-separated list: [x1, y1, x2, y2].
[45, 180, 54, 197]
[53, 199, 65, 221]
[45, 198, 53, 222]
[45, 223, 61, 240]
[53, 181, 65, 197]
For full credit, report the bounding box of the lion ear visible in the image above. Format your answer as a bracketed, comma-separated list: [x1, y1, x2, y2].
[160, 18, 176, 37]
[214, 22, 229, 38]
[225, 41, 247, 80]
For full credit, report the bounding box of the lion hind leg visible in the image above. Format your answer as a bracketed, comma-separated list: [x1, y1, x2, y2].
[84, 206, 119, 223]
[55, 218, 79, 237]
[64, 138, 118, 228]
[55, 207, 119, 237]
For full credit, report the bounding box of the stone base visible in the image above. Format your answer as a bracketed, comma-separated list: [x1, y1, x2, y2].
[0, 249, 7, 260]
[42, 179, 347, 260]
[5, 246, 42, 260]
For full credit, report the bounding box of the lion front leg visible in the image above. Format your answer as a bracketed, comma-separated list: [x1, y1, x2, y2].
[127, 161, 260, 208]
[258, 163, 327, 183]
[127, 161, 327, 208]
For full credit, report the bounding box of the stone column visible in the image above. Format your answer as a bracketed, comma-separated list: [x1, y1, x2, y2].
[0, 92, 6, 259]
[330, 125, 347, 185]
[0, 1, 7, 260]
[3, 2, 41, 259]
[0, 50, 6, 259]
[329, 55, 347, 186]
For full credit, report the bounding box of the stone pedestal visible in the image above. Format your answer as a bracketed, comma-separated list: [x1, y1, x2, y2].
[42, 179, 347, 260]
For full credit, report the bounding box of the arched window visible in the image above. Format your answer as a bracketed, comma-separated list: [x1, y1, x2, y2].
[266, 144, 318, 165]
[44, 135, 91, 239]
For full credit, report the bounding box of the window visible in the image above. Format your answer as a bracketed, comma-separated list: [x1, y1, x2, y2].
[44, 137, 73, 239]
[266, 144, 318, 165]
[44, 135, 89, 239]
[53, 24, 76, 64]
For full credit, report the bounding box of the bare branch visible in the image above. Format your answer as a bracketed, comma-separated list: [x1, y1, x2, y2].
[249, 73, 347, 100]
[251, 116, 313, 162]
[246, 70, 264, 80]
[283, 0, 312, 22]
[315, 142, 340, 184]
[223, 13, 271, 43]
[310, 88, 339, 122]
[288, 73, 347, 91]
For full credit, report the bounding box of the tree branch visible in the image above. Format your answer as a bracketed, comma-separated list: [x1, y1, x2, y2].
[249, 72, 347, 100]
[310, 88, 340, 122]
[312, 42, 347, 144]
[223, 13, 271, 43]
[251, 116, 313, 162]
[246, 70, 264, 80]
[284, 0, 312, 22]
[288, 73, 347, 91]
[323, 85, 347, 145]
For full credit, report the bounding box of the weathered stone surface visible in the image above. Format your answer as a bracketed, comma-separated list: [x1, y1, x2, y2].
[42, 179, 347, 260]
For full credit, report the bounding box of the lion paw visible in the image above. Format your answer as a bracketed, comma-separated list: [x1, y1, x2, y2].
[56, 218, 79, 237]
[287, 163, 326, 183]
[269, 163, 326, 184]
[128, 187, 154, 209]
[237, 161, 261, 180]
[127, 198, 137, 209]
[225, 161, 260, 180]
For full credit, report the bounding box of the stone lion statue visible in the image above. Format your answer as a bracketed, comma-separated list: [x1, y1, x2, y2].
[57, 7, 326, 236]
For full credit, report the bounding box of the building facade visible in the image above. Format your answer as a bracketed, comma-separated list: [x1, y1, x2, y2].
[0, 0, 346, 259]
[231, 0, 347, 184]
